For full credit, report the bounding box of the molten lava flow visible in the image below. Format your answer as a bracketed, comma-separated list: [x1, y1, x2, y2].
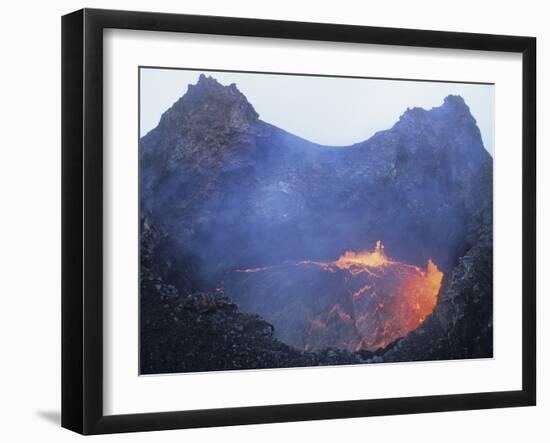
[303, 241, 444, 352]
[231, 241, 444, 354]
[399, 259, 444, 329]
[327, 304, 353, 322]
[352, 284, 372, 298]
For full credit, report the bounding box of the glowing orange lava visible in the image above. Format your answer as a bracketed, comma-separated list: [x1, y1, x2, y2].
[233, 241, 444, 353]
[398, 259, 443, 330]
[304, 241, 444, 352]
[334, 240, 390, 270]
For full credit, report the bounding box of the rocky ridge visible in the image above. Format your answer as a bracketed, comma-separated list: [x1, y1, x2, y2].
[139, 75, 493, 373]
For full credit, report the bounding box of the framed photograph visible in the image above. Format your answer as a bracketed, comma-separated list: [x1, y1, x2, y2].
[62, 8, 536, 434]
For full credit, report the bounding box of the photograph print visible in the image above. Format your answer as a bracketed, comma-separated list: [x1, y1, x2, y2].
[139, 68, 494, 375]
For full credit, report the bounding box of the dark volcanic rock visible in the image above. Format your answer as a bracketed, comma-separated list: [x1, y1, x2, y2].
[139, 75, 493, 371]
[140, 286, 365, 374]
[140, 219, 363, 374]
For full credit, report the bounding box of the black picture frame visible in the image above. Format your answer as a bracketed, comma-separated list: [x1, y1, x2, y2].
[61, 8, 536, 435]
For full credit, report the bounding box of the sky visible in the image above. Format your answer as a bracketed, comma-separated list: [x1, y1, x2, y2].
[140, 68, 494, 156]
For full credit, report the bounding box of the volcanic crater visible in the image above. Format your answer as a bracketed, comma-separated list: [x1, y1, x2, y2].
[226, 241, 443, 352]
[139, 73, 493, 373]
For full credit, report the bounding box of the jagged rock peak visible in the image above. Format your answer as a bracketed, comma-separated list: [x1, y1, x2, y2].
[157, 74, 259, 133]
[396, 94, 477, 130]
[440, 94, 474, 116]
[188, 74, 243, 98]
[443, 94, 467, 108]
